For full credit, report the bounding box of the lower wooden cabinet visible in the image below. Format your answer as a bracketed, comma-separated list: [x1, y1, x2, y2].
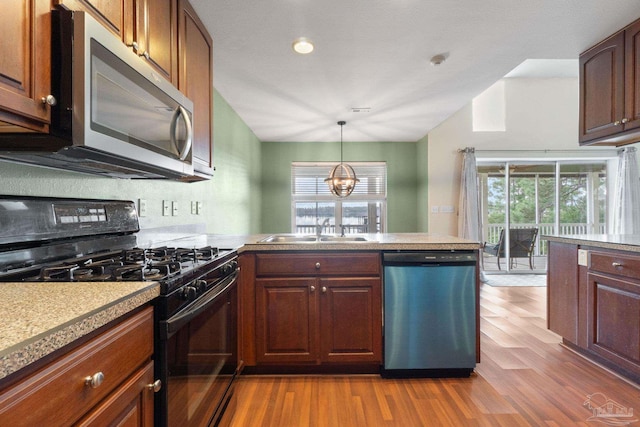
[547, 242, 579, 343]
[242, 252, 382, 367]
[547, 241, 640, 382]
[586, 251, 640, 378]
[0, 307, 156, 426]
[256, 276, 382, 364]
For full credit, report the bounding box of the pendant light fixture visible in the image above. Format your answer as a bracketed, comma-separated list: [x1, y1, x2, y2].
[325, 121, 359, 197]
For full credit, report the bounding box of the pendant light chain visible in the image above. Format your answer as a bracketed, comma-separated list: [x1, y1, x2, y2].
[324, 120, 359, 198]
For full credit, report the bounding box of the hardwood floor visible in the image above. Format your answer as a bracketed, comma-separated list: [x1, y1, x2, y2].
[223, 284, 640, 426]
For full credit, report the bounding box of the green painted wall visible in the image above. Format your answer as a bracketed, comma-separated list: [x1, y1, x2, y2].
[261, 140, 419, 233]
[416, 134, 429, 232]
[0, 90, 262, 234]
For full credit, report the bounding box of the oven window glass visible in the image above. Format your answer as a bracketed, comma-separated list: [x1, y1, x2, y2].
[166, 282, 237, 426]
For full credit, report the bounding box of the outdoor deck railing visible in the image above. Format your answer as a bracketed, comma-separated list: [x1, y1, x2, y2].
[485, 223, 606, 256]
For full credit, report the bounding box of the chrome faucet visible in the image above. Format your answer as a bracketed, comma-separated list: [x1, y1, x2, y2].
[316, 218, 330, 237]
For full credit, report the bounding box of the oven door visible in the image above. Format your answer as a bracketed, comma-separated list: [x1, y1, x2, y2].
[157, 271, 238, 427]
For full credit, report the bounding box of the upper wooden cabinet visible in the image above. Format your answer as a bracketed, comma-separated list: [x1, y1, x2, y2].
[580, 19, 640, 146]
[0, 0, 51, 133]
[178, 0, 214, 178]
[56, 0, 177, 83]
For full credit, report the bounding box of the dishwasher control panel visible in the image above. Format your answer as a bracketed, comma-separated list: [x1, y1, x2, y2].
[383, 251, 477, 264]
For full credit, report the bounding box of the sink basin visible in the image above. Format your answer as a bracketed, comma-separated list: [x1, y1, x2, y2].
[318, 236, 369, 242]
[257, 234, 371, 243]
[259, 235, 318, 243]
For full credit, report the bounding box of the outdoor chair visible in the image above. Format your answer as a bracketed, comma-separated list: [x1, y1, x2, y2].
[483, 227, 539, 270]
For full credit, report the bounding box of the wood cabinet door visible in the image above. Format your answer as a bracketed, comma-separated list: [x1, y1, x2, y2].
[547, 242, 579, 343]
[586, 272, 640, 377]
[76, 362, 155, 427]
[55, 0, 130, 39]
[255, 278, 319, 363]
[319, 277, 382, 363]
[624, 19, 640, 133]
[178, 0, 213, 177]
[579, 32, 625, 143]
[133, 0, 177, 83]
[0, 0, 51, 132]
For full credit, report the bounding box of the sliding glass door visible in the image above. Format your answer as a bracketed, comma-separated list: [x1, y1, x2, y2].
[479, 161, 607, 273]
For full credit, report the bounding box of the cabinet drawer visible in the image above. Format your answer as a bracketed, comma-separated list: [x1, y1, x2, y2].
[0, 307, 153, 426]
[256, 253, 380, 276]
[589, 251, 640, 280]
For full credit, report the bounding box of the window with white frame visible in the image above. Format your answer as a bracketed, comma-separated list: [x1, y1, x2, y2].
[291, 162, 387, 235]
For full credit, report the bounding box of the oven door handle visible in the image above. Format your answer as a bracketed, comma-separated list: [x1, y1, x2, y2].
[160, 270, 238, 340]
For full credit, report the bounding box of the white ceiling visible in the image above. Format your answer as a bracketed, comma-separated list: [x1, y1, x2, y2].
[190, 0, 640, 143]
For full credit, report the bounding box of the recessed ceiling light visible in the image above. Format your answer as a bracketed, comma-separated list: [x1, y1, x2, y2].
[292, 37, 314, 54]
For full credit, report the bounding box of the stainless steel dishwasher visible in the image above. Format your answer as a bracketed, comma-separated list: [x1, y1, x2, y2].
[382, 251, 477, 377]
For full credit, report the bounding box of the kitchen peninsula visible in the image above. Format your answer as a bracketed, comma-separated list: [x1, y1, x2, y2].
[0, 232, 480, 424]
[546, 234, 640, 383]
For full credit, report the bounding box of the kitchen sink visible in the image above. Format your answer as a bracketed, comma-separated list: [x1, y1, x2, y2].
[318, 236, 369, 242]
[259, 235, 319, 243]
[257, 234, 371, 243]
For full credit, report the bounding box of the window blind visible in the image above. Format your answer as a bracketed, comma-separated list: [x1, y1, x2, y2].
[291, 162, 387, 197]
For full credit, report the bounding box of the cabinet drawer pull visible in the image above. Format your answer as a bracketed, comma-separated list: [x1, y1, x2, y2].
[322, 286, 327, 293]
[315, 262, 321, 269]
[612, 262, 622, 267]
[310, 285, 316, 292]
[621, 117, 629, 124]
[147, 379, 162, 393]
[84, 372, 104, 389]
[614, 120, 622, 126]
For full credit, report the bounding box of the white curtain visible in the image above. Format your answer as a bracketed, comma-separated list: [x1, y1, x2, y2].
[458, 148, 485, 277]
[612, 147, 640, 234]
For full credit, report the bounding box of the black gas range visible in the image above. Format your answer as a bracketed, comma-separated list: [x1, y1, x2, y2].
[0, 196, 240, 426]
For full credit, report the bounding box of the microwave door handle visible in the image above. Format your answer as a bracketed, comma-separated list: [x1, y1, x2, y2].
[170, 105, 193, 161]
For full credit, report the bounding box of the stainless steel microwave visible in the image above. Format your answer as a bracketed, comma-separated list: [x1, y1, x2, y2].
[0, 10, 195, 180]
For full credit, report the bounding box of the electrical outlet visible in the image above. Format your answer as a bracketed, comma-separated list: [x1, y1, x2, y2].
[578, 249, 588, 266]
[172, 201, 178, 216]
[162, 200, 170, 216]
[196, 201, 203, 215]
[191, 201, 197, 215]
[431, 206, 439, 214]
[138, 199, 147, 217]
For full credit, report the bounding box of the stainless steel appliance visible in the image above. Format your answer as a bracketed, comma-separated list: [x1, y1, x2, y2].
[382, 251, 477, 377]
[0, 10, 195, 180]
[0, 196, 239, 426]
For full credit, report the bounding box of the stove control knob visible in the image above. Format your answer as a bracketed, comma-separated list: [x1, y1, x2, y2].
[196, 280, 207, 293]
[182, 286, 197, 301]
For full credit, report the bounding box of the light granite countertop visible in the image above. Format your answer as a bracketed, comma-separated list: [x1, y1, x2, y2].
[237, 233, 481, 252]
[543, 234, 640, 253]
[0, 281, 159, 382]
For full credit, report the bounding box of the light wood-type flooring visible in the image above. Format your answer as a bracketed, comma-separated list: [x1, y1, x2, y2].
[223, 284, 640, 426]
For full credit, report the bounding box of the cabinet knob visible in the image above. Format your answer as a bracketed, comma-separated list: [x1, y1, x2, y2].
[41, 95, 57, 106]
[147, 379, 162, 393]
[612, 262, 622, 268]
[140, 51, 150, 60]
[315, 262, 321, 269]
[310, 285, 316, 292]
[128, 41, 140, 51]
[322, 286, 327, 293]
[84, 372, 105, 389]
[614, 120, 622, 126]
[621, 118, 629, 124]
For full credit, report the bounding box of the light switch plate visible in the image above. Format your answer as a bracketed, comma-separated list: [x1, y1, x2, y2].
[191, 201, 197, 215]
[162, 200, 170, 216]
[578, 249, 588, 266]
[196, 201, 203, 215]
[138, 199, 147, 217]
[431, 206, 439, 214]
[172, 201, 178, 216]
